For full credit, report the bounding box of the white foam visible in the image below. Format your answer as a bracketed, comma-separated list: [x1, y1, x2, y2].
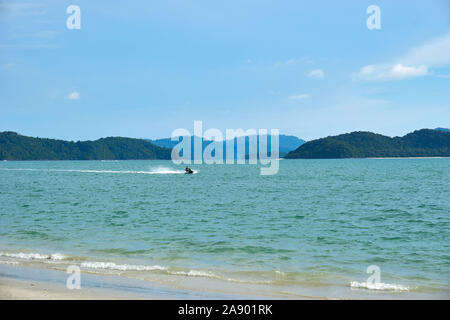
[169, 270, 272, 284]
[225, 277, 273, 284]
[147, 166, 186, 174]
[80, 261, 218, 279]
[0, 252, 67, 261]
[0, 260, 19, 265]
[49, 253, 66, 260]
[170, 270, 219, 278]
[0, 168, 185, 175]
[80, 261, 167, 271]
[350, 281, 411, 291]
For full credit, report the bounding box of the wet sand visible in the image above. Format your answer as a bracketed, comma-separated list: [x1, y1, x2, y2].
[0, 263, 268, 300]
[1, 262, 447, 300]
[0, 276, 137, 300]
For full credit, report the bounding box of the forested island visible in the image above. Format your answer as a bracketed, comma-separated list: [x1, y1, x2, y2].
[285, 129, 450, 159]
[0, 132, 171, 160]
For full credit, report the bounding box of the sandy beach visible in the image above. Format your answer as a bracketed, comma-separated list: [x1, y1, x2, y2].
[0, 262, 165, 299]
[0, 276, 133, 300]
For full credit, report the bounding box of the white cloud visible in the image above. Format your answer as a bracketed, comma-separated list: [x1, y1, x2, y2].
[360, 65, 376, 76]
[358, 33, 450, 81]
[66, 91, 80, 100]
[308, 69, 324, 78]
[360, 64, 429, 81]
[289, 93, 310, 100]
[402, 33, 450, 67]
[389, 64, 428, 79]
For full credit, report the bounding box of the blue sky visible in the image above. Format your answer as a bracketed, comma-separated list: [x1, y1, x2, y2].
[1, 0, 449, 141]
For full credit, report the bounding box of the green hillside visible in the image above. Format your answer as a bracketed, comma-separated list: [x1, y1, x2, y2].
[285, 129, 450, 159]
[0, 132, 172, 160]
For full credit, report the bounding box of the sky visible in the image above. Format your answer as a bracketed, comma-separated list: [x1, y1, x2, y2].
[0, 0, 449, 141]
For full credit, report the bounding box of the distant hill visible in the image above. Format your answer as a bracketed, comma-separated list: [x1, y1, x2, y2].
[149, 134, 305, 159]
[277, 135, 306, 154]
[435, 127, 450, 132]
[148, 136, 207, 151]
[285, 129, 450, 159]
[0, 132, 171, 160]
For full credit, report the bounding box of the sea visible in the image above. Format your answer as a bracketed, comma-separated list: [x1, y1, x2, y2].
[0, 159, 449, 299]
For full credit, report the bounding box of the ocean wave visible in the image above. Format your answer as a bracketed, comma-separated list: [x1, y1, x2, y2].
[168, 270, 275, 284]
[4, 250, 416, 289]
[0, 252, 66, 261]
[80, 261, 218, 279]
[169, 270, 219, 278]
[80, 261, 167, 271]
[79, 261, 277, 284]
[0, 250, 274, 284]
[350, 281, 412, 291]
[225, 277, 274, 284]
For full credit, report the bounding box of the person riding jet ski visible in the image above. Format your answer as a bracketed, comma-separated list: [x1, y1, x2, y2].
[185, 166, 194, 174]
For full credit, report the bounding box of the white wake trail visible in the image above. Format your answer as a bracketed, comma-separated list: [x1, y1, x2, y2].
[0, 168, 186, 175]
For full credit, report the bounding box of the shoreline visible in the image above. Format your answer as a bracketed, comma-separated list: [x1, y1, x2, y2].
[0, 263, 284, 300]
[1, 260, 448, 300]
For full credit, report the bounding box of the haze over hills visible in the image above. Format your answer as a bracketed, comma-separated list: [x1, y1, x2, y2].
[0, 132, 171, 160]
[149, 134, 306, 159]
[285, 129, 450, 159]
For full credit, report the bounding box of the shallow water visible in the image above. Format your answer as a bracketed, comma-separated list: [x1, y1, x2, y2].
[0, 159, 449, 297]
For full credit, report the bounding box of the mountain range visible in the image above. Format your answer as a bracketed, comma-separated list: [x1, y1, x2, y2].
[149, 135, 306, 159]
[1, 129, 448, 161]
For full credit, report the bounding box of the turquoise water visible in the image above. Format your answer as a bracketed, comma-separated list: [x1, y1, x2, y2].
[0, 159, 449, 296]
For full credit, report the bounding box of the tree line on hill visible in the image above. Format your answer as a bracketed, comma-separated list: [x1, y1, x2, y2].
[285, 129, 450, 159]
[0, 132, 171, 160]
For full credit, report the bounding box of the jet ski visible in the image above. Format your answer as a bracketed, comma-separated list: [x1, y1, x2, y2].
[185, 167, 194, 174]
